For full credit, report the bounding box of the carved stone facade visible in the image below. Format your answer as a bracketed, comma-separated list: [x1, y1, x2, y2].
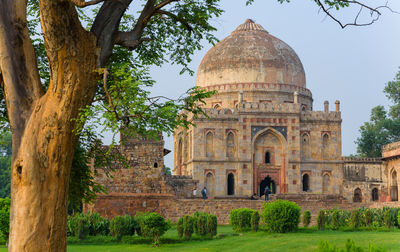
[173, 19, 390, 203]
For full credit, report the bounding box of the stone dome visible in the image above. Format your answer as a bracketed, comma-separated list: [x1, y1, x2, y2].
[196, 19, 306, 88]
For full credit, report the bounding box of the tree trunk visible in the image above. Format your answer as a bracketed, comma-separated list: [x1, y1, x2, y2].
[0, 0, 100, 251]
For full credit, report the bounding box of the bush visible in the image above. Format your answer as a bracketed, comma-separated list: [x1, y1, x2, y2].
[302, 210, 311, 228]
[317, 210, 325, 231]
[141, 213, 170, 246]
[350, 209, 362, 230]
[262, 200, 301, 233]
[177, 217, 184, 239]
[317, 239, 386, 252]
[364, 209, 373, 227]
[193, 212, 208, 236]
[134, 212, 150, 236]
[0, 198, 10, 241]
[68, 213, 90, 239]
[87, 212, 110, 236]
[331, 209, 340, 230]
[230, 208, 256, 232]
[384, 209, 392, 229]
[207, 214, 218, 237]
[251, 211, 260, 232]
[182, 215, 194, 240]
[109, 215, 135, 241]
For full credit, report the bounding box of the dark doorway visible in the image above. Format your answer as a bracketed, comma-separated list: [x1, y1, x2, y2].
[302, 174, 310, 192]
[372, 188, 379, 202]
[259, 176, 276, 196]
[265, 152, 271, 164]
[227, 173, 235, 195]
[353, 188, 362, 203]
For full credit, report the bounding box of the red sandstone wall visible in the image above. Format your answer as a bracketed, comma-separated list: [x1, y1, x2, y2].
[84, 194, 400, 225]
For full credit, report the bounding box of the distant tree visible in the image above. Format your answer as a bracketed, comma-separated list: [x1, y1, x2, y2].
[0, 132, 11, 198]
[356, 68, 400, 157]
[164, 166, 172, 175]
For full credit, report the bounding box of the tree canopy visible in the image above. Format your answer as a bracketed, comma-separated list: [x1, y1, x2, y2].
[356, 68, 400, 157]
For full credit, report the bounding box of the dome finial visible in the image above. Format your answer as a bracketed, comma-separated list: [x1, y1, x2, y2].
[232, 19, 268, 34]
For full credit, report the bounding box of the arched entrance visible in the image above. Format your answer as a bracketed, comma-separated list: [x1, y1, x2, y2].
[205, 172, 215, 197]
[371, 188, 379, 202]
[302, 174, 310, 192]
[227, 173, 235, 195]
[391, 170, 398, 201]
[259, 176, 276, 196]
[353, 188, 362, 203]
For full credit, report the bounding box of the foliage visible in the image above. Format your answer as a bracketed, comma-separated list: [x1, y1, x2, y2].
[87, 212, 110, 236]
[68, 213, 90, 240]
[207, 214, 218, 237]
[194, 212, 208, 236]
[134, 212, 150, 236]
[317, 238, 386, 252]
[251, 211, 260, 232]
[0, 198, 10, 240]
[109, 215, 135, 241]
[0, 133, 11, 199]
[350, 210, 361, 230]
[365, 209, 373, 227]
[177, 217, 184, 239]
[303, 210, 311, 228]
[383, 209, 392, 229]
[262, 200, 301, 233]
[357, 68, 400, 157]
[318, 210, 326, 231]
[140, 213, 170, 246]
[229, 208, 256, 232]
[182, 215, 195, 240]
[331, 209, 341, 230]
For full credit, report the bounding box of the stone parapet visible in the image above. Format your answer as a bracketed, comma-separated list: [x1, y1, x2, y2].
[343, 157, 382, 164]
[300, 111, 341, 122]
[382, 141, 400, 159]
[202, 83, 312, 97]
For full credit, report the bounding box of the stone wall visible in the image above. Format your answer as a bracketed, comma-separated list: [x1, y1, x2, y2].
[84, 194, 400, 225]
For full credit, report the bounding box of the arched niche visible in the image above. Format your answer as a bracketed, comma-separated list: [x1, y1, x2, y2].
[226, 132, 236, 158]
[205, 132, 214, 158]
[205, 172, 215, 197]
[227, 173, 235, 195]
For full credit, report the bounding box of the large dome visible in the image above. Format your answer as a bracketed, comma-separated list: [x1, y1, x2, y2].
[196, 19, 306, 88]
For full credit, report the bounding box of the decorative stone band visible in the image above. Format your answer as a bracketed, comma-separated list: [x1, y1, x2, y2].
[200, 82, 312, 97]
[342, 157, 382, 163]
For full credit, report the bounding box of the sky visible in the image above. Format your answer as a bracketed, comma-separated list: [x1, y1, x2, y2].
[108, 0, 400, 169]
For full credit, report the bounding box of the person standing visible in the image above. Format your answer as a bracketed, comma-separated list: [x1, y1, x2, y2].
[201, 187, 207, 199]
[193, 188, 197, 198]
[264, 186, 271, 201]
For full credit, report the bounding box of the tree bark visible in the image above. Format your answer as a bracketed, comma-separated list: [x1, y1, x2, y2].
[1, 0, 100, 251]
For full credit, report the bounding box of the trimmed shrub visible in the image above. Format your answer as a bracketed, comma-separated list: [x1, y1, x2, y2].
[331, 209, 340, 230]
[207, 214, 218, 237]
[87, 212, 110, 236]
[262, 200, 301, 233]
[302, 210, 311, 228]
[141, 213, 170, 246]
[0, 198, 10, 240]
[109, 215, 135, 240]
[68, 213, 90, 240]
[134, 212, 149, 236]
[196, 213, 208, 236]
[182, 215, 194, 240]
[177, 217, 184, 239]
[229, 208, 256, 232]
[251, 211, 260, 232]
[317, 210, 325, 231]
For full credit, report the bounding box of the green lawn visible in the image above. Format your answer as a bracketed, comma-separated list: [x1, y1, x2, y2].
[1, 226, 399, 251]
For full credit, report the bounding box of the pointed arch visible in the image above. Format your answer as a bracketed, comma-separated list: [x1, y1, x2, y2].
[302, 174, 310, 192]
[226, 131, 236, 158]
[177, 139, 183, 175]
[322, 133, 330, 159]
[391, 169, 398, 201]
[301, 133, 311, 159]
[206, 131, 214, 157]
[205, 172, 215, 197]
[353, 188, 362, 202]
[372, 188, 379, 202]
[227, 173, 235, 195]
[322, 173, 330, 193]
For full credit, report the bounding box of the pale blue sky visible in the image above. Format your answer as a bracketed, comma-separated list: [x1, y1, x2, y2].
[109, 1, 400, 169]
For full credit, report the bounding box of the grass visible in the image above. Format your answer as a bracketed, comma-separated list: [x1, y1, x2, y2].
[0, 226, 399, 251]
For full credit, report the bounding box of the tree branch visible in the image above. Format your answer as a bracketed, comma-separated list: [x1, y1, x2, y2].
[154, 0, 179, 11]
[0, 0, 44, 156]
[156, 9, 193, 33]
[68, 0, 104, 7]
[316, 0, 396, 28]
